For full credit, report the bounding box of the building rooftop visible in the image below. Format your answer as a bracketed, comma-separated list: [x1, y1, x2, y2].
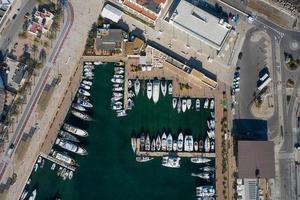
[238, 141, 275, 179]
[101, 4, 123, 23]
[169, 0, 230, 50]
[95, 29, 123, 51]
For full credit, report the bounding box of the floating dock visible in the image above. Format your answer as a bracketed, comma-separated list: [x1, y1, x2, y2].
[135, 138, 215, 158]
[39, 152, 76, 171]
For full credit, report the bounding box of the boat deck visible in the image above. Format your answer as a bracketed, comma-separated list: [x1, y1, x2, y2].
[135, 139, 215, 158]
[39, 152, 76, 171]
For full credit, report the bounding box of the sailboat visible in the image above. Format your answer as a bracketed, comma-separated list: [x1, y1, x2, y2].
[156, 135, 161, 151]
[204, 137, 210, 152]
[195, 99, 200, 111]
[187, 99, 192, 110]
[152, 80, 160, 104]
[166, 133, 173, 151]
[161, 81, 167, 96]
[204, 98, 209, 108]
[134, 79, 140, 96]
[182, 99, 187, 113]
[131, 137, 137, 153]
[161, 132, 167, 151]
[151, 139, 156, 151]
[147, 81, 152, 100]
[210, 99, 215, 110]
[177, 133, 184, 151]
[172, 98, 177, 109]
[177, 98, 181, 113]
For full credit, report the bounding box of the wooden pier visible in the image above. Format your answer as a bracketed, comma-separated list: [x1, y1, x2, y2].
[39, 152, 76, 171]
[135, 139, 215, 158]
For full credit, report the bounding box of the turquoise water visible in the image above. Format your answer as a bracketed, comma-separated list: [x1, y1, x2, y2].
[25, 63, 213, 200]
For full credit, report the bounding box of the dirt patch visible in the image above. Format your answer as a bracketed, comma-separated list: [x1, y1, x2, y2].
[36, 84, 54, 118]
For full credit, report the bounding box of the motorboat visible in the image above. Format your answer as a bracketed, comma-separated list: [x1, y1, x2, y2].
[184, 135, 193, 152]
[211, 111, 215, 118]
[161, 80, 167, 96]
[63, 123, 88, 137]
[127, 98, 134, 110]
[55, 138, 88, 155]
[84, 64, 94, 70]
[116, 110, 127, 117]
[112, 87, 123, 92]
[72, 103, 86, 112]
[204, 137, 211, 152]
[59, 130, 80, 143]
[187, 99, 192, 110]
[128, 80, 132, 88]
[111, 78, 124, 84]
[115, 61, 125, 66]
[210, 99, 215, 110]
[211, 141, 215, 152]
[112, 105, 122, 110]
[151, 139, 156, 151]
[207, 130, 215, 139]
[210, 120, 215, 129]
[168, 83, 173, 95]
[112, 92, 123, 98]
[207, 120, 212, 129]
[84, 68, 93, 73]
[93, 61, 103, 65]
[136, 155, 154, 162]
[204, 98, 209, 108]
[51, 163, 56, 170]
[114, 67, 124, 71]
[20, 190, 28, 200]
[172, 140, 177, 151]
[27, 178, 31, 185]
[177, 98, 181, 113]
[172, 98, 177, 109]
[140, 133, 145, 150]
[191, 172, 213, 180]
[82, 80, 92, 86]
[71, 110, 92, 121]
[37, 156, 42, 163]
[77, 98, 93, 108]
[182, 99, 187, 112]
[69, 171, 73, 180]
[196, 185, 215, 197]
[161, 132, 167, 151]
[84, 71, 94, 77]
[195, 99, 200, 111]
[80, 83, 90, 90]
[194, 141, 198, 151]
[190, 157, 211, 164]
[78, 88, 90, 97]
[177, 133, 184, 151]
[147, 81, 152, 100]
[145, 134, 151, 151]
[29, 189, 37, 200]
[113, 74, 124, 79]
[51, 150, 76, 165]
[166, 133, 173, 151]
[134, 79, 140, 96]
[162, 156, 181, 168]
[131, 137, 137, 153]
[199, 140, 204, 152]
[112, 101, 122, 107]
[152, 80, 160, 104]
[111, 96, 122, 102]
[114, 69, 124, 75]
[34, 163, 38, 172]
[128, 90, 135, 98]
[156, 135, 161, 151]
[200, 166, 215, 172]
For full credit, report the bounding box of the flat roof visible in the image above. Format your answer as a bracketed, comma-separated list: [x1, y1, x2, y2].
[101, 4, 123, 23]
[169, 0, 230, 50]
[238, 141, 275, 179]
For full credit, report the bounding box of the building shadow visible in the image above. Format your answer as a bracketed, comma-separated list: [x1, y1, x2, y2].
[232, 119, 268, 141]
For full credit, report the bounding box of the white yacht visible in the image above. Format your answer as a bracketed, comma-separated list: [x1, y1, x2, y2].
[71, 110, 92, 121]
[182, 99, 187, 113]
[162, 156, 181, 168]
[168, 83, 173, 95]
[172, 98, 177, 109]
[161, 132, 167, 151]
[195, 99, 200, 111]
[191, 157, 211, 164]
[191, 172, 212, 180]
[112, 87, 123, 92]
[147, 81, 152, 100]
[77, 98, 93, 108]
[131, 137, 137, 153]
[184, 135, 193, 152]
[136, 156, 154, 162]
[177, 98, 181, 113]
[112, 92, 123, 98]
[152, 80, 160, 104]
[82, 80, 92, 86]
[204, 98, 209, 108]
[161, 80, 167, 96]
[52, 150, 76, 165]
[59, 130, 80, 143]
[177, 133, 184, 151]
[111, 78, 124, 84]
[204, 137, 211, 152]
[134, 79, 140, 96]
[29, 189, 37, 200]
[156, 135, 161, 151]
[93, 61, 102, 65]
[80, 83, 90, 90]
[63, 123, 89, 137]
[72, 103, 86, 112]
[78, 88, 90, 97]
[187, 99, 192, 110]
[55, 138, 88, 155]
[113, 75, 124, 79]
[166, 133, 173, 151]
[200, 166, 215, 172]
[210, 99, 215, 110]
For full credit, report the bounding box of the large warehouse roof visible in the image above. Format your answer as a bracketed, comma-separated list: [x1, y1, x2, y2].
[101, 4, 123, 23]
[169, 0, 230, 50]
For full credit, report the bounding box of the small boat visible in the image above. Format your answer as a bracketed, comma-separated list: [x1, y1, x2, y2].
[177, 98, 181, 113]
[136, 155, 154, 162]
[128, 90, 135, 98]
[184, 135, 193, 152]
[177, 133, 184, 151]
[116, 110, 127, 117]
[111, 96, 122, 102]
[84, 68, 93, 73]
[37, 156, 42, 163]
[211, 111, 215, 118]
[113, 74, 124, 79]
[194, 141, 198, 151]
[20, 190, 28, 200]
[112, 87, 123, 92]
[210, 140, 215, 151]
[115, 61, 125, 66]
[166, 133, 173, 151]
[59, 130, 80, 143]
[78, 88, 90, 97]
[196, 185, 215, 197]
[77, 98, 93, 108]
[80, 83, 90, 90]
[82, 76, 93, 80]
[84, 72, 94, 77]
[210, 99, 215, 110]
[145, 134, 151, 151]
[82, 80, 92, 86]
[147, 81, 152, 100]
[172, 140, 177, 151]
[190, 157, 211, 163]
[71, 110, 92, 121]
[191, 172, 213, 180]
[161, 81, 167, 96]
[156, 135, 161, 151]
[199, 140, 204, 152]
[195, 99, 200, 111]
[172, 98, 177, 109]
[51, 163, 56, 170]
[204, 98, 209, 108]
[204, 137, 210, 152]
[131, 137, 137, 153]
[29, 189, 37, 200]
[114, 69, 124, 75]
[207, 120, 212, 129]
[112, 105, 122, 110]
[210, 120, 215, 129]
[84, 64, 94, 70]
[168, 83, 173, 95]
[55, 138, 88, 155]
[128, 80, 132, 88]
[161, 132, 167, 151]
[34, 163, 38, 172]
[187, 99, 192, 110]
[27, 178, 31, 185]
[113, 92, 123, 98]
[93, 61, 103, 65]
[63, 123, 88, 137]
[182, 99, 187, 112]
[72, 103, 86, 112]
[111, 78, 124, 84]
[152, 80, 160, 104]
[207, 130, 215, 139]
[112, 101, 122, 107]
[200, 166, 215, 172]
[140, 133, 145, 150]
[134, 79, 140, 96]
[151, 139, 156, 151]
[162, 156, 181, 168]
[127, 98, 134, 110]
[68, 171, 73, 180]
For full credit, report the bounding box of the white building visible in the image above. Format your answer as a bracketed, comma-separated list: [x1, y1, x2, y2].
[101, 4, 123, 23]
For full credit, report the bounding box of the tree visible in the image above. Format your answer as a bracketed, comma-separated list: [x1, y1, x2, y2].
[39, 48, 47, 63]
[31, 44, 38, 62]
